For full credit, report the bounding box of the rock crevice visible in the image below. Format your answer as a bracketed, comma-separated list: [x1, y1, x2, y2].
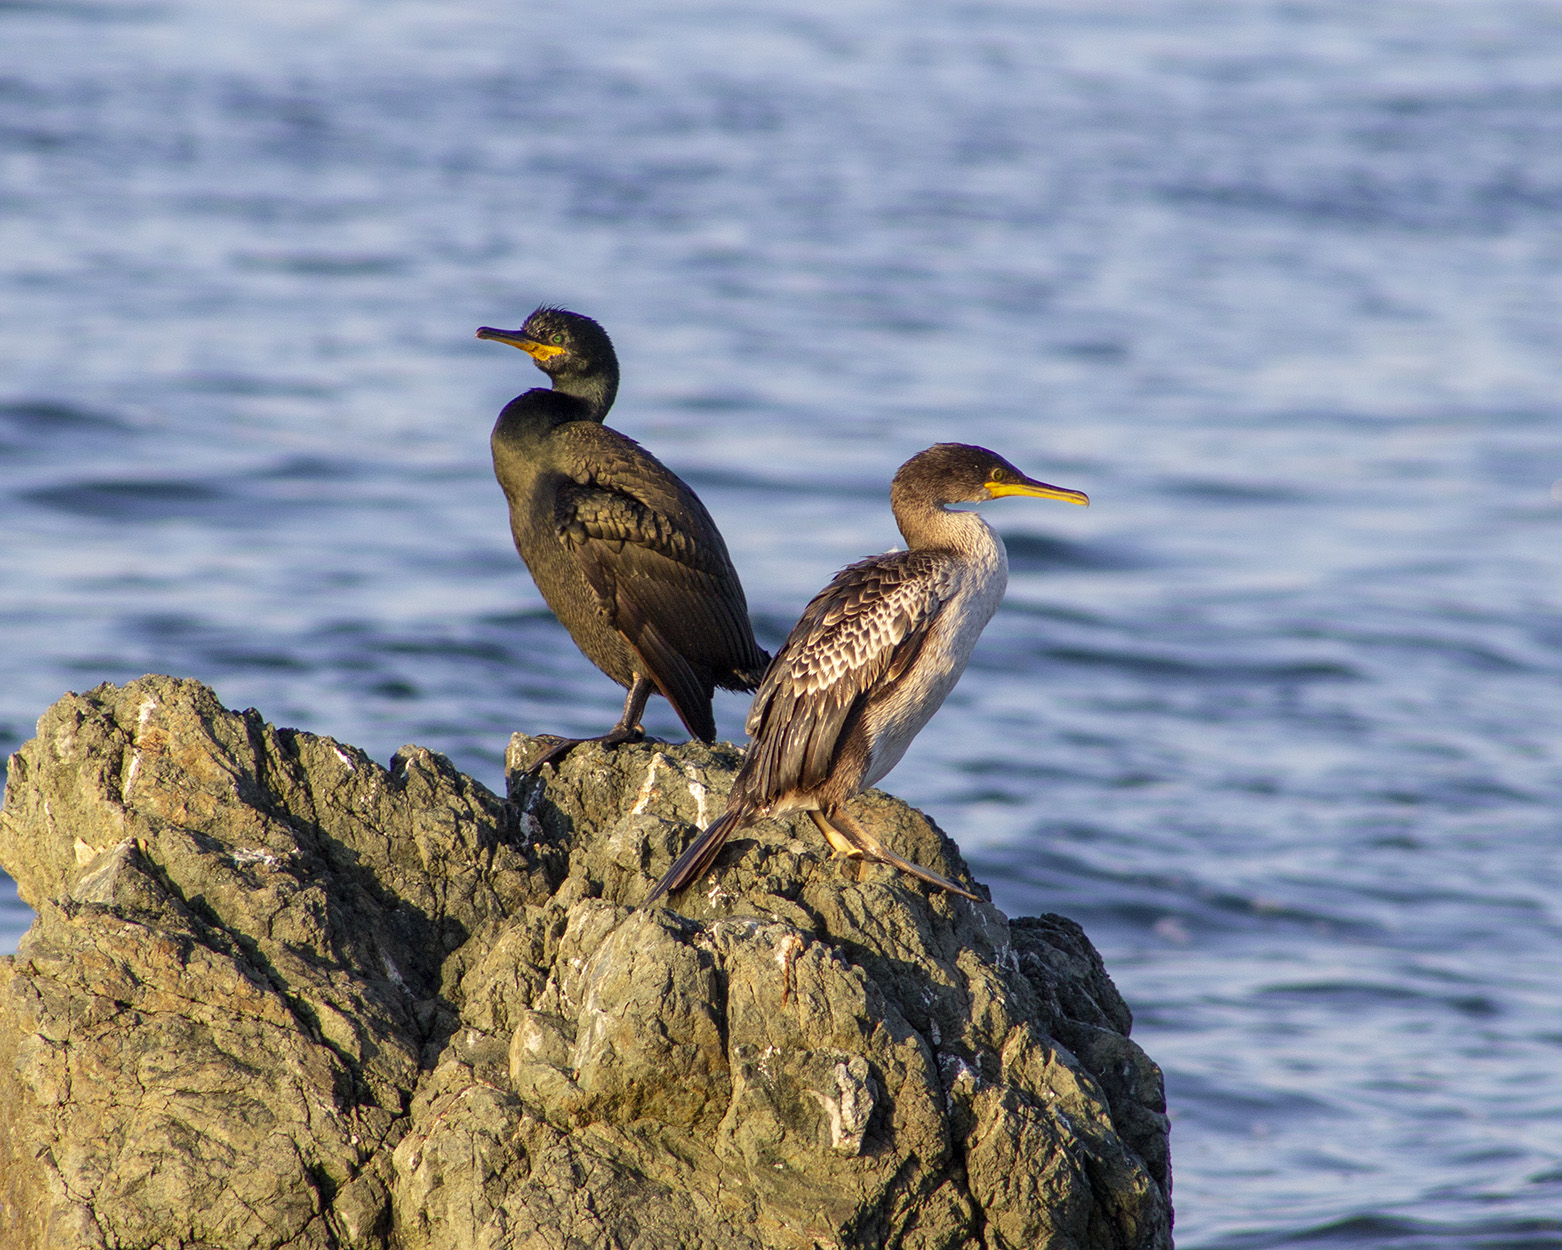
[0, 676, 1170, 1250]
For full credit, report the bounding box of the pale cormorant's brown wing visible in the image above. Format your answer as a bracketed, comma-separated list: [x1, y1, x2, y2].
[738, 549, 957, 804]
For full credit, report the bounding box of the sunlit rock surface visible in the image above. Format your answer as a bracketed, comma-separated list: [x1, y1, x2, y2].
[0, 676, 1171, 1249]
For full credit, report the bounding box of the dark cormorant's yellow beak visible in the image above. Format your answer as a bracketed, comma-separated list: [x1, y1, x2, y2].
[988, 476, 1090, 506]
[476, 326, 567, 362]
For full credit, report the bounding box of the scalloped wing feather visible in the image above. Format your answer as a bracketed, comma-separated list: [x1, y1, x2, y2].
[739, 551, 956, 802]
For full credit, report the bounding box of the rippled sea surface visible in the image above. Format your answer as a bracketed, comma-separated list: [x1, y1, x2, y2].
[5, 0, 1562, 1243]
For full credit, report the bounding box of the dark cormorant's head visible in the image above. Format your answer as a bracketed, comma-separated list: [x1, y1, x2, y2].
[477, 306, 620, 419]
[892, 443, 1090, 510]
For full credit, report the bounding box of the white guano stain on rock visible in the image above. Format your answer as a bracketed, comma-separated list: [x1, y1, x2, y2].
[119, 700, 159, 802]
[629, 753, 665, 816]
[231, 847, 281, 868]
[517, 780, 544, 840]
[807, 1057, 874, 1156]
[678, 763, 710, 825]
[939, 1053, 981, 1090]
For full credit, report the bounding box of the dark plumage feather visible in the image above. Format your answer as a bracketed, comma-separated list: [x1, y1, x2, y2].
[483, 307, 768, 759]
[552, 425, 767, 739]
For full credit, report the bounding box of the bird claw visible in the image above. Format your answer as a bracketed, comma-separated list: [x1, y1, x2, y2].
[865, 845, 983, 902]
[522, 737, 579, 775]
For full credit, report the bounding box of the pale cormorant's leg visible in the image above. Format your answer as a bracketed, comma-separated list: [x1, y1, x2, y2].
[814, 808, 982, 901]
[808, 810, 864, 859]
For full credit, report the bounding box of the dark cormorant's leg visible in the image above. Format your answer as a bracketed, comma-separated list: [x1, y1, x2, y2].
[523, 676, 656, 774]
[812, 808, 982, 901]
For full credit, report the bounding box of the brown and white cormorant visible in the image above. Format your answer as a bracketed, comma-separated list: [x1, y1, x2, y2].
[477, 307, 769, 773]
[645, 443, 1089, 904]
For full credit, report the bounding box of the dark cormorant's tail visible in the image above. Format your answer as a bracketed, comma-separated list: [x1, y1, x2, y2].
[718, 648, 773, 694]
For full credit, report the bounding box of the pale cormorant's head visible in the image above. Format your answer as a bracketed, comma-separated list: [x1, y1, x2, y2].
[892, 443, 1089, 509]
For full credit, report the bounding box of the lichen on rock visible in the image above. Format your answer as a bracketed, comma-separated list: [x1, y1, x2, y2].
[0, 676, 1171, 1249]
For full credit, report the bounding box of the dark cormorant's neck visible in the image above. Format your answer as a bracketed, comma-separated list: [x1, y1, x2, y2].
[492, 388, 592, 455]
[548, 366, 618, 422]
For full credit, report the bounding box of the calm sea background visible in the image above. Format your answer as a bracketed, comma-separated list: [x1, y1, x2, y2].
[3, 0, 1562, 1244]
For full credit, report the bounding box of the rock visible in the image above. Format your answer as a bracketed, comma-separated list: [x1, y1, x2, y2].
[0, 676, 1172, 1250]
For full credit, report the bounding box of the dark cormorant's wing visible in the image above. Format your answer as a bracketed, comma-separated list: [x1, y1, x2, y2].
[738, 549, 956, 804]
[553, 425, 767, 740]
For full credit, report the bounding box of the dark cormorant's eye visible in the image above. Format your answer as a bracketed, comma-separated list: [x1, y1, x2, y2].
[551, 333, 565, 345]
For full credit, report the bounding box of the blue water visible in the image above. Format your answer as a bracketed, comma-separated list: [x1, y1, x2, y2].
[4, 1, 1562, 1244]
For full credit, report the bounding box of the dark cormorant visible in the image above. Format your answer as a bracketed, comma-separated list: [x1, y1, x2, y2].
[477, 307, 768, 773]
[645, 443, 1089, 904]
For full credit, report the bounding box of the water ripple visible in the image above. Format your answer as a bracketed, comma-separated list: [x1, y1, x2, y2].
[3, 3, 1562, 1246]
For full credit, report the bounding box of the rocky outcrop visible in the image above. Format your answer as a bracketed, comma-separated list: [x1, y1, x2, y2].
[0, 676, 1171, 1249]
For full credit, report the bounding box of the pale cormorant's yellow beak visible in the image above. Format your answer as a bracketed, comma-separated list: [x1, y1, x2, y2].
[988, 476, 1090, 506]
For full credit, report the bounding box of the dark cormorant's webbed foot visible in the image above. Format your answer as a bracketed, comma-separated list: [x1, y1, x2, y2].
[522, 675, 656, 775]
[523, 724, 645, 775]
